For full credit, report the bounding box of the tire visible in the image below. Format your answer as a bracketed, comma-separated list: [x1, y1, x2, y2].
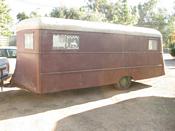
[114, 76, 132, 90]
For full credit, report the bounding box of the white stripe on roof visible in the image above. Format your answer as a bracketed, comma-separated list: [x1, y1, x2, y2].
[16, 17, 161, 37]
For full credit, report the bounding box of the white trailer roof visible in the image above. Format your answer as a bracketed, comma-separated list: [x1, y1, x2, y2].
[16, 17, 161, 37]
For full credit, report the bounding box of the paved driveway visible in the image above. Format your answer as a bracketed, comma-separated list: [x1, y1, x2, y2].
[0, 54, 174, 131]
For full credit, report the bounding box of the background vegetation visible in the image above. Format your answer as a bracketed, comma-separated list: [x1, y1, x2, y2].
[1, 0, 175, 48]
[0, 0, 12, 36]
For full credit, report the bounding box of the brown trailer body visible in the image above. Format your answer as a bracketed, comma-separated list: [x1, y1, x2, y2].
[12, 17, 165, 94]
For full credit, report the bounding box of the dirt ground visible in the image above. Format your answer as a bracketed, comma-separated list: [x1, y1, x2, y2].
[0, 54, 175, 131]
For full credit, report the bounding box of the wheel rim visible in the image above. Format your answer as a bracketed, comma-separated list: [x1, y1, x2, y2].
[119, 76, 131, 88]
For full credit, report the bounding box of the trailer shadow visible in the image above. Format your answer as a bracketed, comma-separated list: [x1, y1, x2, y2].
[54, 96, 175, 131]
[0, 81, 150, 121]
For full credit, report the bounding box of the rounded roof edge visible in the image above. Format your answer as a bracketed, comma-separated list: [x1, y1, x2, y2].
[16, 17, 162, 37]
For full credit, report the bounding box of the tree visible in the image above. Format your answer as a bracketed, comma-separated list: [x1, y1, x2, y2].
[85, 0, 107, 12]
[17, 12, 29, 22]
[135, 0, 175, 46]
[79, 6, 106, 21]
[111, 0, 138, 25]
[49, 0, 138, 24]
[0, 0, 12, 36]
[30, 11, 41, 18]
[84, 0, 137, 24]
[136, 0, 158, 27]
[163, 15, 175, 47]
[50, 7, 82, 20]
[151, 9, 175, 47]
[85, 0, 112, 22]
[17, 11, 41, 22]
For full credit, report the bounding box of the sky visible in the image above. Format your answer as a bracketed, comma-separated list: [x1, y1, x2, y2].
[5, 0, 175, 23]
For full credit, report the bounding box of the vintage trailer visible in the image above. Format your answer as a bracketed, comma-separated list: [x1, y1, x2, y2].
[12, 17, 165, 94]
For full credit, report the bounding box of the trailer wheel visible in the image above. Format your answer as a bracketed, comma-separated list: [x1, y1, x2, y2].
[114, 76, 132, 90]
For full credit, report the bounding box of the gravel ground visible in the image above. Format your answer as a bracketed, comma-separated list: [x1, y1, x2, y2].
[0, 54, 174, 131]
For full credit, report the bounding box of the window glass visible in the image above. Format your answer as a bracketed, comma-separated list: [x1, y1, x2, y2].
[6, 49, 16, 58]
[53, 34, 79, 49]
[24, 33, 33, 49]
[53, 35, 66, 49]
[148, 40, 157, 50]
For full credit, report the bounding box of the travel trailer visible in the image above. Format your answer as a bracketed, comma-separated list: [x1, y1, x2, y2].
[12, 17, 165, 94]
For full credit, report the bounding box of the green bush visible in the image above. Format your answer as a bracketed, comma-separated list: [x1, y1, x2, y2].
[168, 43, 175, 48]
[170, 48, 175, 57]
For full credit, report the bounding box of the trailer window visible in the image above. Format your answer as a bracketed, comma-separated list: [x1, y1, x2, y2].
[53, 34, 79, 49]
[148, 40, 157, 50]
[24, 33, 33, 49]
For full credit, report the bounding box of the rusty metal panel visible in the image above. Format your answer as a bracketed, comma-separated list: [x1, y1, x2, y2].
[12, 29, 41, 93]
[40, 69, 129, 93]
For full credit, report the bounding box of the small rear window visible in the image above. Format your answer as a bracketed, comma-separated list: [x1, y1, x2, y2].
[24, 33, 34, 49]
[148, 40, 158, 50]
